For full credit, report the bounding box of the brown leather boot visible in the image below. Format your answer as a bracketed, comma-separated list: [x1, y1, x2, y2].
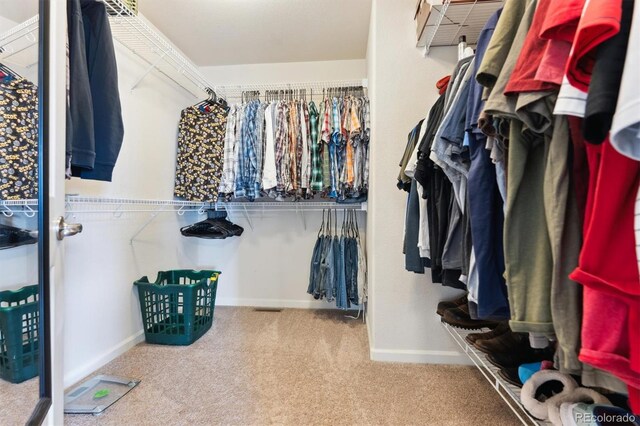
[465, 321, 510, 345]
[441, 303, 501, 330]
[436, 293, 468, 317]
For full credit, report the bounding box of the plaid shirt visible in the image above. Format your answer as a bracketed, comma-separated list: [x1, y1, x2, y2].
[309, 101, 323, 191]
[253, 102, 267, 194]
[320, 99, 331, 190]
[218, 105, 237, 195]
[300, 102, 311, 190]
[345, 98, 360, 187]
[362, 97, 370, 190]
[235, 100, 259, 199]
[328, 98, 342, 198]
[275, 101, 290, 193]
[288, 101, 299, 191]
[230, 104, 245, 197]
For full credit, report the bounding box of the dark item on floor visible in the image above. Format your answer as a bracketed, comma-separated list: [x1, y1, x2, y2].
[0, 224, 37, 250]
[498, 367, 523, 388]
[64, 375, 140, 415]
[0, 284, 39, 383]
[180, 209, 243, 239]
[465, 321, 510, 345]
[133, 270, 221, 345]
[441, 303, 500, 330]
[436, 293, 468, 316]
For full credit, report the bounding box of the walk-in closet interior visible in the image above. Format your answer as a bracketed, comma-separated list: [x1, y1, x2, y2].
[1, 0, 639, 424]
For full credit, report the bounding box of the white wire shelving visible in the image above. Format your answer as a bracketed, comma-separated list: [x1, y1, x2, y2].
[214, 79, 369, 102]
[0, 15, 39, 67]
[61, 196, 366, 242]
[102, 0, 213, 98]
[0, 1, 214, 98]
[0, 197, 366, 240]
[441, 321, 545, 426]
[418, 0, 504, 56]
[0, 199, 38, 218]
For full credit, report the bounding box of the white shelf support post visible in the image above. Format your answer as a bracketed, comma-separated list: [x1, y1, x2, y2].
[130, 51, 168, 92]
[296, 204, 307, 231]
[242, 204, 254, 230]
[129, 202, 169, 244]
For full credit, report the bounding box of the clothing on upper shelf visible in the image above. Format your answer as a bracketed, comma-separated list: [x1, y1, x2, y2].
[400, 0, 640, 412]
[0, 76, 39, 200]
[67, 0, 124, 182]
[180, 91, 370, 202]
[173, 103, 228, 202]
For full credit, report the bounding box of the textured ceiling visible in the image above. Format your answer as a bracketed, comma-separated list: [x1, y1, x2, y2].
[0, 0, 38, 24]
[1, 1, 372, 67]
[138, 0, 372, 66]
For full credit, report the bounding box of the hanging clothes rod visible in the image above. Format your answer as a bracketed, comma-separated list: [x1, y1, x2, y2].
[63, 196, 366, 213]
[214, 79, 368, 100]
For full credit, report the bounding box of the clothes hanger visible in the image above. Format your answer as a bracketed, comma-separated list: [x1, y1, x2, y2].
[0, 62, 20, 80]
[318, 209, 325, 238]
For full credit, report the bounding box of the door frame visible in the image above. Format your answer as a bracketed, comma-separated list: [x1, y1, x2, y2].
[26, 0, 66, 424]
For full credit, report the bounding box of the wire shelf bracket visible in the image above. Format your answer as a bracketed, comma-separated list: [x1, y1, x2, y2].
[102, 0, 214, 98]
[442, 321, 543, 425]
[419, 0, 504, 57]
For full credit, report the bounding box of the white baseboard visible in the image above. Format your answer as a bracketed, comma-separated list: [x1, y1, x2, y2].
[64, 330, 146, 389]
[215, 297, 360, 310]
[369, 347, 471, 365]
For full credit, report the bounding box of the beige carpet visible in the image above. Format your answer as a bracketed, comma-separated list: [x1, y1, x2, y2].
[0, 373, 38, 426]
[65, 307, 518, 426]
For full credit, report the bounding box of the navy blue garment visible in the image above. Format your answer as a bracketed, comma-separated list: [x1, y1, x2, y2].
[467, 132, 509, 319]
[70, 0, 124, 181]
[346, 237, 359, 306]
[466, 8, 502, 133]
[463, 7, 509, 319]
[67, 0, 95, 171]
[405, 179, 430, 273]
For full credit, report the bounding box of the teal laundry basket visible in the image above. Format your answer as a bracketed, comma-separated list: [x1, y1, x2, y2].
[134, 270, 220, 345]
[0, 284, 39, 383]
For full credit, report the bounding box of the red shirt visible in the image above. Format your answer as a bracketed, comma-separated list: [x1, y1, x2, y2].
[565, 0, 623, 91]
[535, 0, 585, 85]
[539, 0, 585, 42]
[504, 0, 558, 95]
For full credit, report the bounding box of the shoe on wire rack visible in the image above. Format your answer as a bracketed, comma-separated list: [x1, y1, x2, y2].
[497, 367, 523, 388]
[465, 321, 510, 345]
[441, 303, 501, 330]
[436, 293, 468, 317]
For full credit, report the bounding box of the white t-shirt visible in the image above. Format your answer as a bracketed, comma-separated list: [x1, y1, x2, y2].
[610, 1, 640, 160]
[553, 77, 587, 118]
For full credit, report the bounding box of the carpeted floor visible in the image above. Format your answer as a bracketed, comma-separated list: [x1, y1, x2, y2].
[0, 373, 38, 426]
[65, 307, 518, 425]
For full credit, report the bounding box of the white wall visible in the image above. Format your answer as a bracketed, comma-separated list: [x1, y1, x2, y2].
[62, 45, 201, 387]
[201, 59, 366, 87]
[366, 0, 469, 364]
